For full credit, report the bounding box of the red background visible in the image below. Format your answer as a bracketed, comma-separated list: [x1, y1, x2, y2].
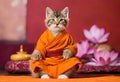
[26, 0, 120, 51]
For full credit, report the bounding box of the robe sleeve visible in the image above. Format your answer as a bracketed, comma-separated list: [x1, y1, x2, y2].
[35, 30, 48, 58]
[66, 35, 77, 56]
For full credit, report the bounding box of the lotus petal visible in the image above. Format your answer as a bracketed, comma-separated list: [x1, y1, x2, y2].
[98, 33, 110, 43]
[110, 59, 120, 66]
[83, 25, 110, 43]
[85, 62, 99, 66]
[76, 40, 94, 59]
[109, 51, 119, 61]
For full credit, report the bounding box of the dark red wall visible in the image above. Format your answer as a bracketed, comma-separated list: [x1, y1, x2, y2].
[26, 0, 120, 51]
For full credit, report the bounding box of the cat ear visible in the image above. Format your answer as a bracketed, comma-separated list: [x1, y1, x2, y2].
[46, 7, 53, 18]
[61, 7, 69, 18]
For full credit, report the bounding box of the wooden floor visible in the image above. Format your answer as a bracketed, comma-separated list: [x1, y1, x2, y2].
[0, 70, 120, 82]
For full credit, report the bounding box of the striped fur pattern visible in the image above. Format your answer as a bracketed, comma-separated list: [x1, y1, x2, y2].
[45, 7, 69, 36]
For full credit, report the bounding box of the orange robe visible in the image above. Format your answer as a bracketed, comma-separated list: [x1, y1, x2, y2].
[30, 29, 82, 78]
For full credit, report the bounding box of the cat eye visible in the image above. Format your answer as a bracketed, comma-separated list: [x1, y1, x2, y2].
[59, 19, 64, 21]
[50, 19, 55, 21]
[50, 19, 55, 22]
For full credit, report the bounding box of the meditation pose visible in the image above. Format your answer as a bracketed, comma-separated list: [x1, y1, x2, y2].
[30, 7, 82, 79]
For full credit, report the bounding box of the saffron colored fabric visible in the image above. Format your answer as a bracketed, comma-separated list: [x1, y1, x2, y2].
[0, 75, 120, 82]
[30, 30, 82, 78]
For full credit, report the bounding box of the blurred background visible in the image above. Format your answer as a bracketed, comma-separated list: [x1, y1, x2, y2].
[0, 0, 120, 50]
[0, 0, 27, 42]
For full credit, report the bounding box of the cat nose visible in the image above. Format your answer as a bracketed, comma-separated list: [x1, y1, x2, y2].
[56, 23, 59, 26]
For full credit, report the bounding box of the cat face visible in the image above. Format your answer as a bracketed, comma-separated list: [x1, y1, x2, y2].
[45, 7, 69, 33]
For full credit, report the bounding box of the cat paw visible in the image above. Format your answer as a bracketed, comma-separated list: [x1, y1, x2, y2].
[58, 74, 69, 79]
[31, 50, 42, 60]
[41, 74, 50, 79]
[63, 49, 72, 59]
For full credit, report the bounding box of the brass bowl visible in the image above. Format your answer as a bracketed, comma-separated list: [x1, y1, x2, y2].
[10, 45, 31, 61]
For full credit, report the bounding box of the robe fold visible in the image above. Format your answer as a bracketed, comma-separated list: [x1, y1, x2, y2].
[30, 30, 82, 78]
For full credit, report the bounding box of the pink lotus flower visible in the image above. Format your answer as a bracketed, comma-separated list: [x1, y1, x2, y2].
[110, 58, 120, 66]
[85, 51, 119, 66]
[76, 40, 94, 59]
[84, 25, 110, 43]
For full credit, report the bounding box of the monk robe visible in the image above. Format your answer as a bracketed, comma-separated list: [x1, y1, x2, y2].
[30, 29, 82, 78]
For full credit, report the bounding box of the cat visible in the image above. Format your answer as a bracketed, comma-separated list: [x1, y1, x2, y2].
[30, 7, 81, 79]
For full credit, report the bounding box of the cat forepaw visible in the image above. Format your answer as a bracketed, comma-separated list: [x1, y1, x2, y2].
[41, 74, 50, 79]
[58, 74, 69, 79]
[63, 49, 72, 59]
[31, 50, 42, 60]
[31, 55, 40, 60]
